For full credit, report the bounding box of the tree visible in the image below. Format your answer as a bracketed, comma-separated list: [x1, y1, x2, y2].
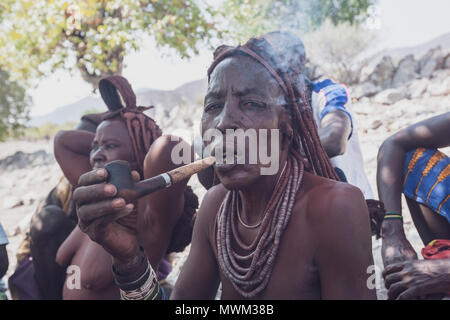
[0, 0, 222, 90]
[221, 0, 376, 42]
[303, 20, 376, 84]
[0, 69, 31, 141]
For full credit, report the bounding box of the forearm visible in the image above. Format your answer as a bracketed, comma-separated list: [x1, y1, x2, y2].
[54, 130, 94, 185]
[377, 137, 408, 238]
[377, 138, 406, 214]
[318, 126, 346, 158]
[318, 111, 351, 158]
[112, 248, 165, 300]
[54, 130, 94, 157]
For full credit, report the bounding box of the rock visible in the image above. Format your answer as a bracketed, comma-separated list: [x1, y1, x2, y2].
[444, 54, 450, 69]
[392, 55, 418, 88]
[0, 150, 55, 172]
[417, 47, 445, 78]
[350, 82, 381, 99]
[431, 69, 450, 81]
[368, 56, 395, 89]
[23, 192, 39, 205]
[3, 196, 24, 209]
[428, 77, 450, 96]
[408, 78, 430, 99]
[374, 88, 407, 105]
[371, 120, 382, 130]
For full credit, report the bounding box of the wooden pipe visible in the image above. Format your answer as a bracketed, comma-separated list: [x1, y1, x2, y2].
[104, 156, 215, 202]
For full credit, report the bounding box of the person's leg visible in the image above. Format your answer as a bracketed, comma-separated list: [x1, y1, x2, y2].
[30, 205, 76, 300]
[406, 197, 450, 246]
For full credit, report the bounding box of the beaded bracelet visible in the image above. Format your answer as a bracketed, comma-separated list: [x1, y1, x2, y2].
[384, 212, 403, 220]
[112, 254, 163, 300]
[118, 261, 162, 300]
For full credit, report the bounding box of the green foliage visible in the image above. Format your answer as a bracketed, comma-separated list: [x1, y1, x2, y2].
[0, 0, 222, 89]
[0, 69, 31, 141]
[304, 20, 376, 84]
[22, 121, 76, 140]
[83, 108, 103, 115]
[222, 0, 376, 42]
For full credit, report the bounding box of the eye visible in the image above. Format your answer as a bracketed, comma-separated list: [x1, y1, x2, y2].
[243, 101, 266, 109]
[205, 102, 223, 112]
[105, 143, 118, 150]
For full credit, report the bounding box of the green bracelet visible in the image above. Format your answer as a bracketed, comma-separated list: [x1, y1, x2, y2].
[384, 212, 403, 220]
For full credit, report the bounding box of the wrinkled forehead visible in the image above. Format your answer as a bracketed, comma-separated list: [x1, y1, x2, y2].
[95, 118, 130, 142]
[207, 55, 285, 99]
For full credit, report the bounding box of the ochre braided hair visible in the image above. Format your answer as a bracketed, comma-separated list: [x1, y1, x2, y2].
[98, 76, 162, 177]
[93, 75, 198, 253]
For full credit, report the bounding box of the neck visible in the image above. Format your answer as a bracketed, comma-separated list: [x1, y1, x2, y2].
[238, 154, 288, 226]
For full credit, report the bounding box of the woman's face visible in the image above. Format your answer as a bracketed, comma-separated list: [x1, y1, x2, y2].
[89, 119, 135, 170]
[201, 54, 290, 190]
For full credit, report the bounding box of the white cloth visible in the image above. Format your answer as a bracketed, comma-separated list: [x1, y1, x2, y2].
[311, 80, 374, 199]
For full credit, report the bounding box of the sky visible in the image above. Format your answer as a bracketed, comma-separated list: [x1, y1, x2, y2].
[29, 0, 450, 117]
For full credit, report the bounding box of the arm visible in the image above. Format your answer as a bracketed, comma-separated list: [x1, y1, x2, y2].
[314, 183, 376, 299]
[137, 135, 194, 269]
[377, 112, 450, 266]
[54, 130, 94, 186]
[383, 258, 450, 299]
[0, 245, 8, 279]
[318, 110, 352, 158]
[171, 187, 221, 299]
[72, 135, 197, 290]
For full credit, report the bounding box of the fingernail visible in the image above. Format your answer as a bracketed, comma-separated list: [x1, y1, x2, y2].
[104, 184, 116, 195]
[126, 203, 134, 211]
[112, 198, 125, 208]
[97, 169, 106, 177]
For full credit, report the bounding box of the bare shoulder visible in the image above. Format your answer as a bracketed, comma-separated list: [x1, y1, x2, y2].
[144, 135, 193, 171]
[143, 135, 193, 179]
[297, 172, 368, 227]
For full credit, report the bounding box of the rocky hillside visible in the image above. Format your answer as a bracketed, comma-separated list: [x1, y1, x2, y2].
[30, 78, 207, 127]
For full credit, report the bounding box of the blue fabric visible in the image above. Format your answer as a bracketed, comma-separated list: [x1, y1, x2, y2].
[403, 148, 450, 223]
[0, 279, 7, 293]
[313, 79, 353, 139]
[0, 223, 8, 245]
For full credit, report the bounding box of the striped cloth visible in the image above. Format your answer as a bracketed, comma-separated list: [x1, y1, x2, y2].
[403, 148, 450, 223]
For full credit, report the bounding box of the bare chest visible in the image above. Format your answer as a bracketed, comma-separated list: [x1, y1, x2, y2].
[213, 212, 321, 300]
[62, 235, 118, 299]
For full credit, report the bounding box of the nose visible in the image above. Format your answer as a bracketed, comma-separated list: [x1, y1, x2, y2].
[90, 146, 106, 164]
[215, 98, 240, 133]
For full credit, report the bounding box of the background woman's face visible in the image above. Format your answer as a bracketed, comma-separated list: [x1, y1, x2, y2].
[202, 55, 289, 190]
[89, 119, 135, 170]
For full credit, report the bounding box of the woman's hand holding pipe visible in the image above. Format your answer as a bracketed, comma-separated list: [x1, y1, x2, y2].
[73, 168, 143, 269]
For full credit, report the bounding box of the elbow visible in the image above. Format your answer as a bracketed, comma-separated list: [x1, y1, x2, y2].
[53, 130, 69, 156]
[377, 135, 400, 164]
[324, 138, 347, 158]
